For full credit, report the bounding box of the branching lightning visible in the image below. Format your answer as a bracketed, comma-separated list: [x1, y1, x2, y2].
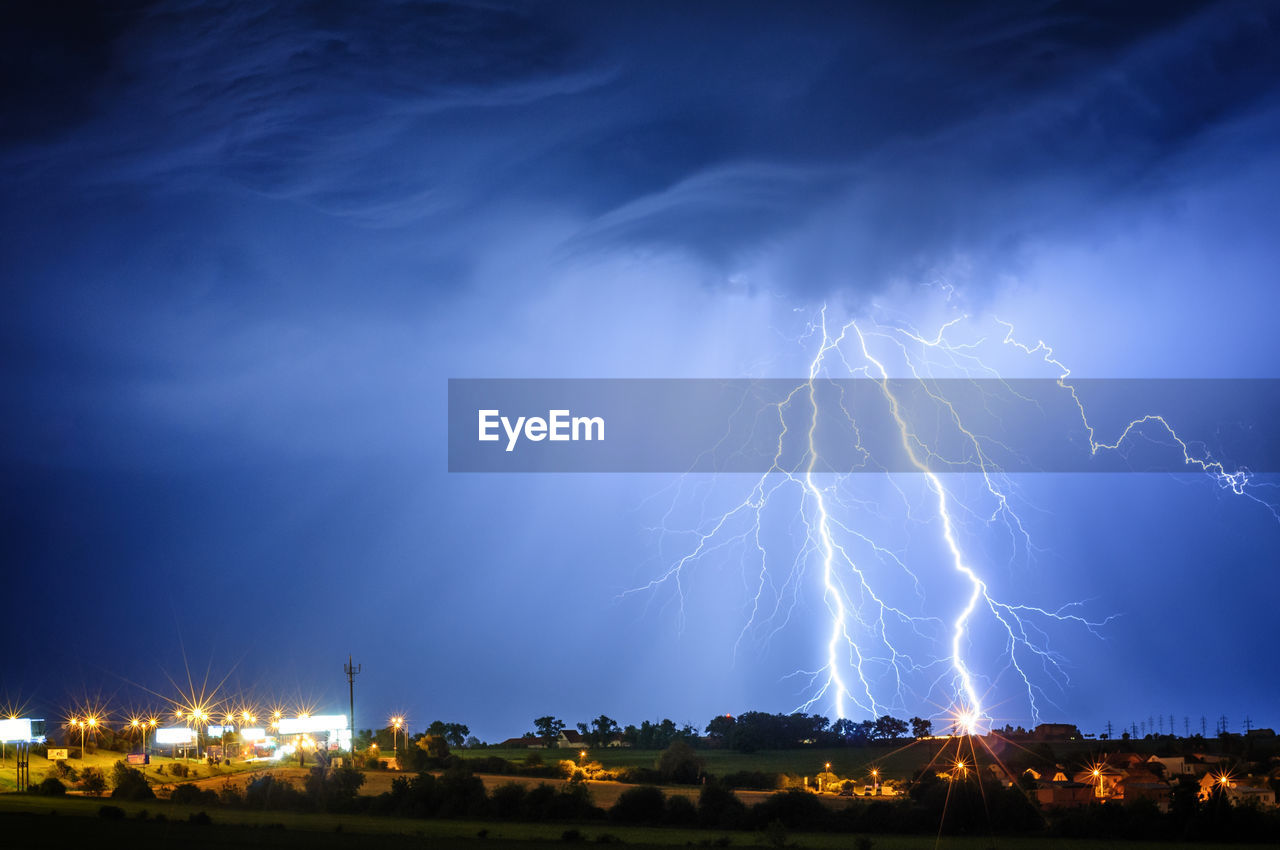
[636, 307, 1276, 730]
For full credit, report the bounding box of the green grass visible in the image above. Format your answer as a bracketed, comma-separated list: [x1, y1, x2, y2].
[467, 741, 957, 783]
[466, 736, 1185, 787]
[1, 793, 1276, 850]
[0, 748, 266, 792]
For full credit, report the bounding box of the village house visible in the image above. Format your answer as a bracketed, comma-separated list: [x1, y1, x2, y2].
[1147, 754, 1195, 777]
[1034, 780, 1095, 809]
[556, 729, 586, 749]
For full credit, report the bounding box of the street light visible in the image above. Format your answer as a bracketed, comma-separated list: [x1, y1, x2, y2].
[390, 716, 404, 755]
[81, 716, 98, 759]
[69, 718, 84, 759]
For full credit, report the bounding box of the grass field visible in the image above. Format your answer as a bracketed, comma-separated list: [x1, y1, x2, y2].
[0, 736, 1143, 800]
[0, 748, 267, 793]
[465, 740, 983, 784]
[2, 793, 1277, 850]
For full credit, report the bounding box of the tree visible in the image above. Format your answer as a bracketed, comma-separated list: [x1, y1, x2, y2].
[657, 738, 704, 784]
[110, 761, 154, 801]
[873, 715, 908, 740]
[611, 785, 667, 824]
[79, 767, 107, 796]
[534, 716, 565, 746]
[831, 717, 858, 743]
[426, 720, 471, 748]
[590, 715, 619, 747]
[909, 716, 933, 739]
[706, 715, 736, 740]
[417, 734, 450, 760]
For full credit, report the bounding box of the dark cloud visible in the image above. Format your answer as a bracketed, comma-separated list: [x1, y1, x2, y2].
[6, 1, 1276, 290]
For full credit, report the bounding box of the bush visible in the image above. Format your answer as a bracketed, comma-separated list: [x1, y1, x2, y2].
[98, 805, 126, 819]
[749, 790, 830, 830]
[611, 786, 667, 824]
[304, 765, 367, 812]
[170, 783, 217, 806]
[167, 762, 190, 778]
[468, 756, 513, 774]
[218, 779, 243, 806]
[665, 794, 698, 825]
[522, 783, 558, 821]
[188, 811, 212, 825]
[698, 781, 747, 829]
[658, 739, 705, 784]
[79, 767, 107, 797]
[50, 760, 78, 780]
[489, 782, 527, 819]
[720, 771, 780, 790]
[111, 761, 155, 801]
[244, 772, 306, 810]
[617, 767, 663, 785]
[34, 777, 67, 796]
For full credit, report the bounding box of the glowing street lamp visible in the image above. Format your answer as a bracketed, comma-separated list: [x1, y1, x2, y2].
[77, 715, 99, 759]
[390, 716, 404, 755]
[69, 718, 84, 759]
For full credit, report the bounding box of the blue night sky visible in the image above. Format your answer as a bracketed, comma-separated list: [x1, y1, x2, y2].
[2, 1, 1279, 741]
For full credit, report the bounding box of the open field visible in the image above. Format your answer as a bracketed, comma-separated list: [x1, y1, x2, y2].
[460, 739, 1053, 783]
[0, 749, 264, 793]
[469, 744, 948, 779]
[180, 766, 809, 808]
[2, 793, 1278, 850]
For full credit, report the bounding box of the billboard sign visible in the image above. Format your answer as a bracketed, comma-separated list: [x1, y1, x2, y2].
[48, 748, 68, 760]
[276, 715, 349, 735]
[0, 718, 46, 743]
[126, 753, 149, 765]
[155, 727, 194, 745]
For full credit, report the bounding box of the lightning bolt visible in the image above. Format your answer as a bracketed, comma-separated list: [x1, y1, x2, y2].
[637, 307, 1274, 730]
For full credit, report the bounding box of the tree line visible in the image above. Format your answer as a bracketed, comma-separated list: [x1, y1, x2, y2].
[491, 711, 935, 752]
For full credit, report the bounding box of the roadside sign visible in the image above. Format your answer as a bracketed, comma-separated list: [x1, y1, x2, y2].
[48, 748, 68, 760]
[126, 753, 149, 765]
